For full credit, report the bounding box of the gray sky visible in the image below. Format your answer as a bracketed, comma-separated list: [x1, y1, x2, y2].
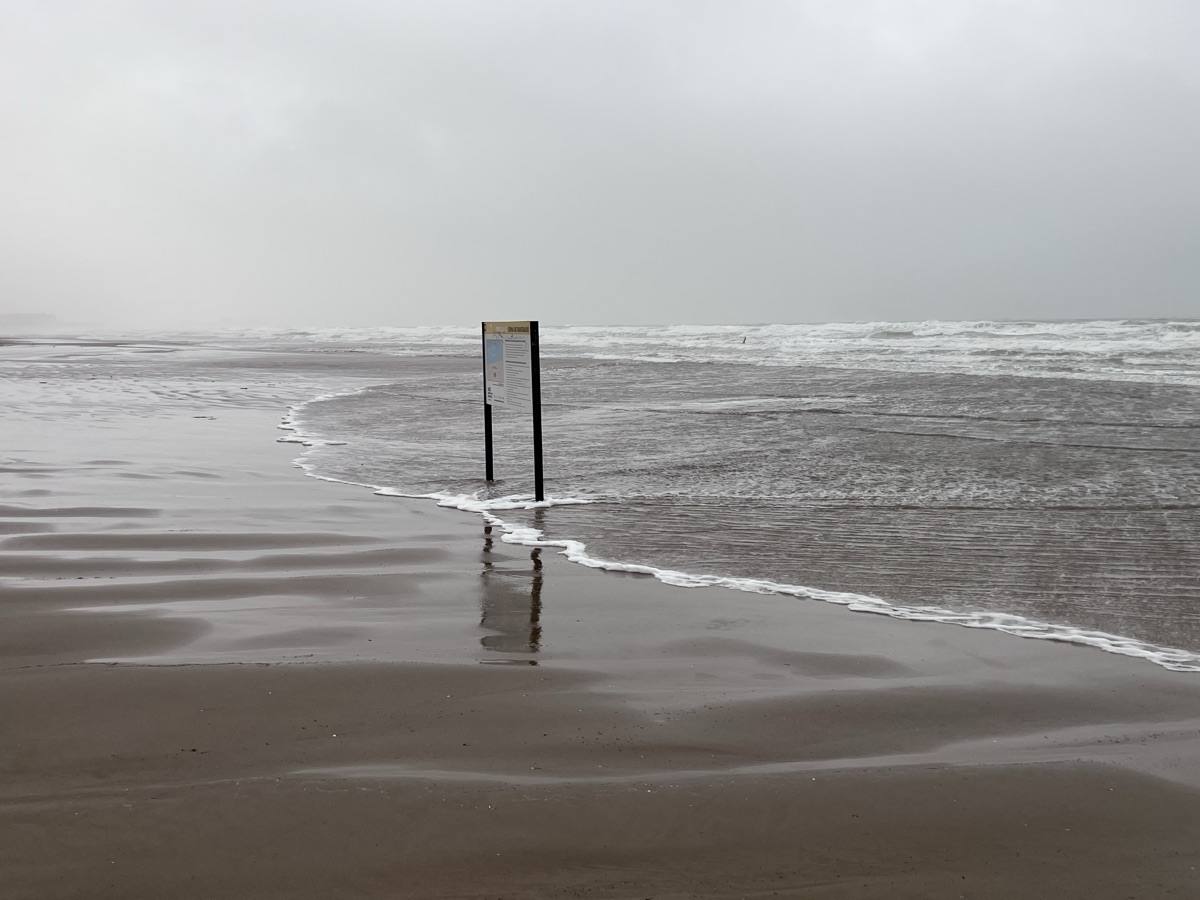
[2, 0, 1198, 328]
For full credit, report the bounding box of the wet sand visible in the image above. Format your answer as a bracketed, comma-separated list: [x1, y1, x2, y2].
[3, 352, 1200, 898]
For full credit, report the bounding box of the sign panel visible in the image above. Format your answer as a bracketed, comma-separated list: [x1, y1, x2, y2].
[483, 321, 533, 410]
[481, 319, 543, 500]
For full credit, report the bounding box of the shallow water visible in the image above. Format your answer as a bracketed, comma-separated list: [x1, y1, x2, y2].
[278, 324, 1200, 670]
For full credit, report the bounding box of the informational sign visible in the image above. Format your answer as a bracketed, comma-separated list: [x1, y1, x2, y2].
[483, 321, 533, 411]
[481, 320, 544, 500]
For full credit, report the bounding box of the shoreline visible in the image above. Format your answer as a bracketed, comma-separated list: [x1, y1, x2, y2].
[282, 380, 1200, 674]
[3, 346, 1200, 897]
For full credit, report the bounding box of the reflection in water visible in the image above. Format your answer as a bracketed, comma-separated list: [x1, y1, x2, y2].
[479, 522, 543, 659]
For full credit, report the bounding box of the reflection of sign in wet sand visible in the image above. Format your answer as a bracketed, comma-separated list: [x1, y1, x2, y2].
[479, 523, 543, 659]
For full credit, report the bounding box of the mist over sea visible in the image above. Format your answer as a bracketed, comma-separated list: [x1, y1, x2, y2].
[9, 320, 1196, 670]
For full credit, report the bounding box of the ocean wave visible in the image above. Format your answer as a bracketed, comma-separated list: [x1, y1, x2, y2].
[218, 319, 1200, 387]
[868, 329, 918, 339]
[277, 384, 386, 480]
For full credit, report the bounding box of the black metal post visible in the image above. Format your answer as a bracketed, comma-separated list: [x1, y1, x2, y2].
[530, 320, 544, 502]
[481, 322, 494, 482]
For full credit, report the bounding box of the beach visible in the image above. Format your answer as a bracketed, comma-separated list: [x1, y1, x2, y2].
[3, 338, 1200, 898]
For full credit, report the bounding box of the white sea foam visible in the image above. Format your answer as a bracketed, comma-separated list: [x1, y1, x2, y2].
[406, 491, 1200, 674]
[416, 491, 596, 511]
[277, 384, 382, 485]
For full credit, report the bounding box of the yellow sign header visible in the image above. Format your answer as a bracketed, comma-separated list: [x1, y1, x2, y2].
[483, 321, 532, 335]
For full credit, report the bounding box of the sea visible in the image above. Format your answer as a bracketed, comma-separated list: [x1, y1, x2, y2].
[12, 319, 1200, 671]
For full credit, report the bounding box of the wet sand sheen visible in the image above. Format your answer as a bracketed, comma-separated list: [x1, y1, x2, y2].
[2, 347, 1200, 897]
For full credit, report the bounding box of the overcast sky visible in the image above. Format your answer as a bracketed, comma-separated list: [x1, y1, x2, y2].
[2, 1, 1198, 328]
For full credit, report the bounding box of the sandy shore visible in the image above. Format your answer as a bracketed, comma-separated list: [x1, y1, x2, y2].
[3, 346, 1200, 898]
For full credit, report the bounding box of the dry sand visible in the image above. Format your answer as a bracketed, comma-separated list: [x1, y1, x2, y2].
[2, 360, 1200, 898]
